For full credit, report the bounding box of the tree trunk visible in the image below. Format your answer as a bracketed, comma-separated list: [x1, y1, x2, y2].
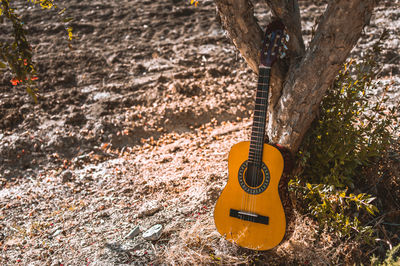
[215, 0, 377, 154]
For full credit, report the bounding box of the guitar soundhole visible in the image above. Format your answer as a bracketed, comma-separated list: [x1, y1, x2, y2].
[245, 163, 263, 188]
[238, 161, 270, 195]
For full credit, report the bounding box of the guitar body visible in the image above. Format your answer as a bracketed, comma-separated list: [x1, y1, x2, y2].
[214, 141, 285, 250]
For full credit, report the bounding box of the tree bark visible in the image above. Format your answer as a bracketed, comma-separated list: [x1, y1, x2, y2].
[215, 0, 377, 153]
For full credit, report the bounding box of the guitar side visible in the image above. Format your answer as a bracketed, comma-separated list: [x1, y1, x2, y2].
[213, 141, 286, 250]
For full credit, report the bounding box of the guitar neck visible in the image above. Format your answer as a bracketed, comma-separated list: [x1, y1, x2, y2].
[248, 66, 271, 165]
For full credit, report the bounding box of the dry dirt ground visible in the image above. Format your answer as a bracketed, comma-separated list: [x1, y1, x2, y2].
[0, 0, 399, 264]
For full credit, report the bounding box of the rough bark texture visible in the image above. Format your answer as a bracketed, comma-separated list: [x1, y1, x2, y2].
[215, 0, 377, 153]
[214, 0, 263, 73]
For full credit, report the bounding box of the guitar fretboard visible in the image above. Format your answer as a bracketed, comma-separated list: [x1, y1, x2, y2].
[248, 66, 270, 166]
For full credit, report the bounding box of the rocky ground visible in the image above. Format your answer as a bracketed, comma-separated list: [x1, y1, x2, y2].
[0, 0, 399, 264]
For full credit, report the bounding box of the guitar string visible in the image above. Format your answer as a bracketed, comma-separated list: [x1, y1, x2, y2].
[249, 30, 283, 218]
[247, 67, 270, 219]
[243, 29, 282, 220]
[243, 85, 265, 215]
[253, 68, 269, 217]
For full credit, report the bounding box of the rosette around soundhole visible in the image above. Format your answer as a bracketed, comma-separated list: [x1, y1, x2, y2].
[238, 160, 270, 195]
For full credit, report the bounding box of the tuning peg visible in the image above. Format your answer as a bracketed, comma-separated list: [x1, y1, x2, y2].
[280, 52, 286, 59]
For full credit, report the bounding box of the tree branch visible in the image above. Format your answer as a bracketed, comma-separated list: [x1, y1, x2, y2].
[214, 0, 263, 73]
[268, 0, 377, 153]
[214, 0, 288, 117]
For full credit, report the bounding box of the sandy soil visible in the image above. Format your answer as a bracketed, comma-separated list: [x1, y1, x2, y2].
[0, 0, 399, 264]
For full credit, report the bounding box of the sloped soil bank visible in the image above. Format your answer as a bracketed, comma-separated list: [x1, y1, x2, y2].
[0, 0, 399, 264]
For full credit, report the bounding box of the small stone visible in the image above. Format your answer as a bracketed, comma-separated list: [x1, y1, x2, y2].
[143, 224, 163, 241]
[52, 229, 63, 237]
[61, 170, 73, 183]
[137, 200, 163, 218]
[125, 225, 141, 239]
[133, 249, 147, 257]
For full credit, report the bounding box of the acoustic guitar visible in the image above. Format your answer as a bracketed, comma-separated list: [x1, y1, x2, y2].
[214, 21, 288, 251]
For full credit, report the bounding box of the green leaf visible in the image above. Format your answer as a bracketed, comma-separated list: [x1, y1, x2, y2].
[58, 8, 66, 15]
[63, 17, 73, 23]
[26, 86, 38, 104]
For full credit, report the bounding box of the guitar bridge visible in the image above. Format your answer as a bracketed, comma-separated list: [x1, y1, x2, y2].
[229, 209, 269, 225]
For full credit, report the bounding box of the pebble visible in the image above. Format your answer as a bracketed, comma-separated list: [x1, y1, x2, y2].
[52, 229, 63, 237]
[125, 225, 141, 239]
[61, 170, 73, 183]
[137, 200, 163, 218]
[142, 224, 163, 241]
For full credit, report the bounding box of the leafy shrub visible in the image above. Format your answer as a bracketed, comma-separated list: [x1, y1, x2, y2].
[298, 59, 398, 188]
[291, 33, 399, 242]
[370, 243, 400, 265]
[289, 179, 377, 242]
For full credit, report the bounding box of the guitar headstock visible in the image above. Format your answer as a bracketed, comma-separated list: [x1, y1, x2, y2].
[260, 20, 289, 67]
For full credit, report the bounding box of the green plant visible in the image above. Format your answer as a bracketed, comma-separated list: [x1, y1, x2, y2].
[299, 59, 398, 188]
[370, 243, 400, 265]
[292, 32, 399, 242]
[0, 0, 74, 101]
[289, 178, 377, 242]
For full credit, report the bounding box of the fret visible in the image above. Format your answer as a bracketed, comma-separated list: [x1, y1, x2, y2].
[253, 110, 267, 117]
[255, 98, 268, 103]
[249, 149, 262, 155]
[251, 129, 264, 134]
[250, 138, 263, 143]
[250, 140, 263, 146]
[253, 116, 266, 121]
[250, 137, 263, 142]
[248, 150, 260, 157]
[251, 133, 264, 139]
[250, 129, 264, 134]
[250, 139, 263, 145]
[255, 91, 268, 95]
[255, 99, 268, 106]
[251, 131, 264, 136]
[249, 145, 263, 151]
[256, 91, 268, 97]
[252, 119, 265, 125]
[252, 118, 265, 123]
[252, 121, 264, 127]
[253, 118, 266, 123]
[250, 137, 264, 143]
[253, 111, 266, 116]
[258, 76, 270, 81]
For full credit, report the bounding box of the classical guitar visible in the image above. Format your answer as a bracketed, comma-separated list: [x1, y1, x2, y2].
[214, 21, 288, 251]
